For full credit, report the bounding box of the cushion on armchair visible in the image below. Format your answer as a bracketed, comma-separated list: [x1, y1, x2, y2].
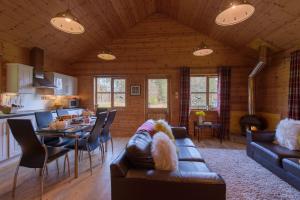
[276, 118, 300, 150]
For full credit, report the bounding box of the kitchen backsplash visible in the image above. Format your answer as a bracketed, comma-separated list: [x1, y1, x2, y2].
[0, 93, 73, 112]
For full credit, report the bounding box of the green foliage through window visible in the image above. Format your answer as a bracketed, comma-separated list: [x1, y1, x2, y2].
[190, 76, 218, 110]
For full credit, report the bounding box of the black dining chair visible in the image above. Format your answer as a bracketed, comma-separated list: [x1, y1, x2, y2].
[66, 112, 107, 174]
[99, 110, 116, 153]
[35, 111, 73, 147]
[96, 108, 108, 118]
[7, 119, 70, 199]
[56, 109, 69, 117]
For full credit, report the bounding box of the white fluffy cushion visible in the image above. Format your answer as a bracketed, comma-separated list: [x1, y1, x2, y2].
[276, 118, 300, 150]
[151, 131, 178, 171]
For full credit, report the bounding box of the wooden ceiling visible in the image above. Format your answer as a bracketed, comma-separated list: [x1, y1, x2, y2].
[0, 0, 156, 62]
[0, 0, 299, 63]
[157, 0, 300, 53]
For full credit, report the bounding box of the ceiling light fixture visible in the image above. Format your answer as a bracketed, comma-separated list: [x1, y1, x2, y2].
[50, 0, 84, 34]
[215, 0, 255, 26]
[97, 50, 116, 61]
[193, 42, 213, 56]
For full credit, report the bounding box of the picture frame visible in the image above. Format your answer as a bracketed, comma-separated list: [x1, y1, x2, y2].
[130, 85, 141, 96]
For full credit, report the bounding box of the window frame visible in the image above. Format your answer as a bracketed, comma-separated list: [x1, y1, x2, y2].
[95, 76, 126, 108]
[190, 75, 218, 110]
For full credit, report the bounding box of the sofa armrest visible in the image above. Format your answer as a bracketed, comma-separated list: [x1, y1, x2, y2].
[247, 130, 275, 143]
[171, 127, 189, 139]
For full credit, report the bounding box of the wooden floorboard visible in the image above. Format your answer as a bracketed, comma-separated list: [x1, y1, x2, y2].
[0, 137, 245, 200]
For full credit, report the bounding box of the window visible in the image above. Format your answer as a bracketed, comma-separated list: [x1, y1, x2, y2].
[95, 77, 126, 108]
[190, 76, 218, 110]
[148, 79, 168, 108]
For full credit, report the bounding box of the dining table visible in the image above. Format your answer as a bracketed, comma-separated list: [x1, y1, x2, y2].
[35, 119, 96, 178]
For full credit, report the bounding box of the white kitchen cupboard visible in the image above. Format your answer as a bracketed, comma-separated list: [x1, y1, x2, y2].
[0, 119, 8, 162]
[6, 63, 34, 94]
[45, 72, 77, 96]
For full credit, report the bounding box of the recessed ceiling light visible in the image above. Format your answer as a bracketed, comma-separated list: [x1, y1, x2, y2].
[215, 0, 255, 26]
[193, 42, 213, 56]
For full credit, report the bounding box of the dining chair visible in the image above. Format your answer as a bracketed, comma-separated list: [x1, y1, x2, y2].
[66, 112, 107, 174]
[96, 108, 108, 118]
[99, 110, 117, 153]
[35, 111, 73, 147]
[56, 109, 69, 117]
[7, 119, 70, 199]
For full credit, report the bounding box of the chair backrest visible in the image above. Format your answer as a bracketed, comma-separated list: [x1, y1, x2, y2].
[101, 110, 117, 140]
[35, 111, 53, 129]
[96, 108, 108, 117]
[88, 112, 107, 144]
[7, 119, 45, 168]
[56, 109, 69, 117]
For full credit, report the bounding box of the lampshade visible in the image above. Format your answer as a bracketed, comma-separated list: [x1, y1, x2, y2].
[97, 50, 116, 61]
[215, 0, 255, 26]
[50, 9, 85, 34]
[193, 42, 213, 56]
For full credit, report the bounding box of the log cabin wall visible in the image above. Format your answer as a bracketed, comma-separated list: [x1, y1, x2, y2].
[256, 50, 292, 130]
[69, 14, 255, 137]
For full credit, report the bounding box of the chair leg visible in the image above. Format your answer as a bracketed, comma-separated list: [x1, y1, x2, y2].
[100, 143, 105, 163]
[12, 163, 20, 197]
[40, 166, 46, 200]
[110, 138, 114, 153]
[87, 146, 93, 175]
[65, 153, 71, 177]
[56, 159, 60, 175]
[105, 142, 108, 152]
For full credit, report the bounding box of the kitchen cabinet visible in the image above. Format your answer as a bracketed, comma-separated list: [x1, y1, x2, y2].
[0, 119, 8, 162]
[6, 63, 34, 94]
[46, 72, 78, 96]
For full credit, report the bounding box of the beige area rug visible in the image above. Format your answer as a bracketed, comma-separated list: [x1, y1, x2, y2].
[196, 145, 300, 200]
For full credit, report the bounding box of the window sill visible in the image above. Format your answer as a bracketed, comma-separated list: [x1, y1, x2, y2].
[190, 109, 218, 112]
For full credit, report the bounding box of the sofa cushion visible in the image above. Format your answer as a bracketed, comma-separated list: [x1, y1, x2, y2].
[175, 138, 195, 147]
[178, 161, 210, 172]
[126, 131, 154, 169]
[178, 146, 204, 162]
[251, 142, 300, 166]
[282, 158, 300, 177]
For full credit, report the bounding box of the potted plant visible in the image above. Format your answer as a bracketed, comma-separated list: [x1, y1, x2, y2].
[195, 111, 206, 124]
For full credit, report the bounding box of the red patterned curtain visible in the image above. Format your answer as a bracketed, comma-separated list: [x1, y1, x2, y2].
[288, 50, 300, 120]
[179, 67, 190, 131]
[217, 67, 231, 140]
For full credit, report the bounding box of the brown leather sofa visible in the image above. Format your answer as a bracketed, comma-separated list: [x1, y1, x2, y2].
[110, 127, 226, 200]
[247, 131, 300, 190]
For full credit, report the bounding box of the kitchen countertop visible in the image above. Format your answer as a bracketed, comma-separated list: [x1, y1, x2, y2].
[0, 108, 83, 119]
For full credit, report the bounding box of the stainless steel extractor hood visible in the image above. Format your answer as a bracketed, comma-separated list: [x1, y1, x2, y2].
[30, 47, 56, 88]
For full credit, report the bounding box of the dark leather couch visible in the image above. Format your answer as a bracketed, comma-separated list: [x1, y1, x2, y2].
[110, 127, 226, 200]
[247, 131, 300, 190]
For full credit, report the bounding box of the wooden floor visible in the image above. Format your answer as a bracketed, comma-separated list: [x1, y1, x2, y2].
[0, 137, 245, 200]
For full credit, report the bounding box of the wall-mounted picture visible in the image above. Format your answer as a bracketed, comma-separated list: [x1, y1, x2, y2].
[130, 85, 141, 96]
